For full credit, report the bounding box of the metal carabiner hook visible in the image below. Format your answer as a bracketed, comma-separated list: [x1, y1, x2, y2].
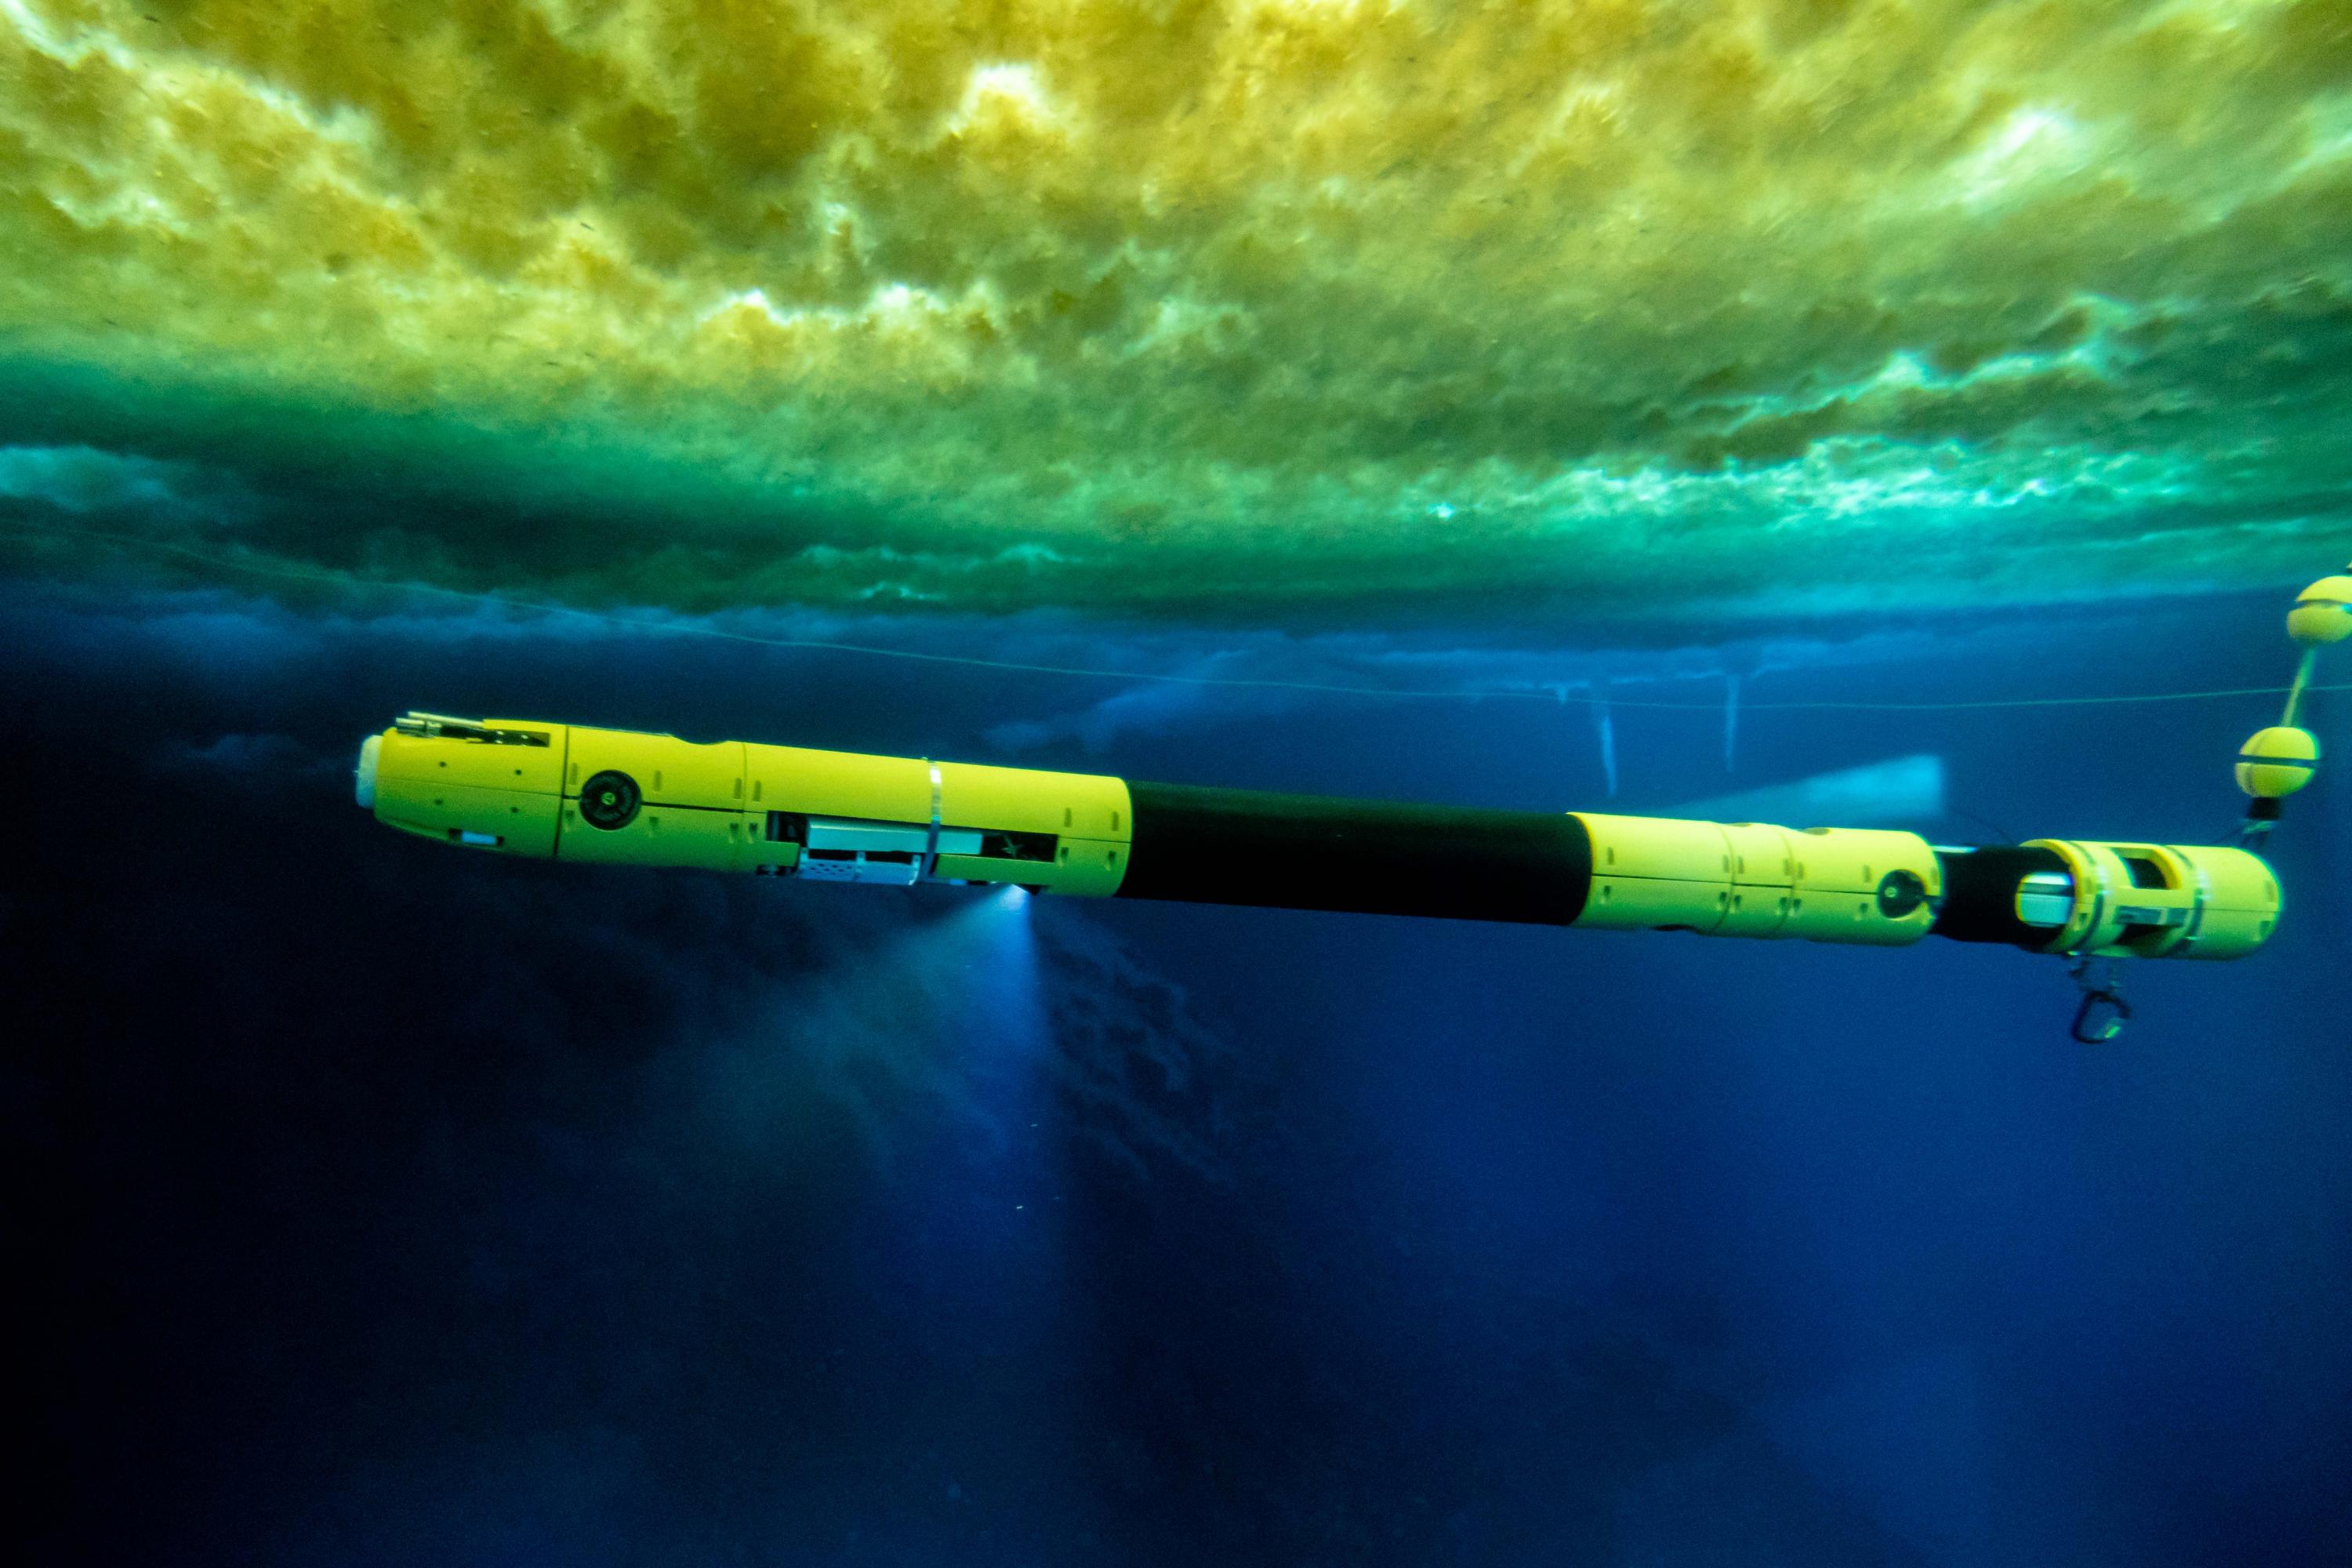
[2066, 957, 2132, 1044]
[2071, 985, 2132, 1044]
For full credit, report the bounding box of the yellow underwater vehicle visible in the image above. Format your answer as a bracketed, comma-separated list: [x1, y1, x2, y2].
[357, 564, 2347, 1040]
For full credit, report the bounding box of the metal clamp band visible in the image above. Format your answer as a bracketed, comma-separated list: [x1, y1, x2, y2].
[923, 760, 944, 879]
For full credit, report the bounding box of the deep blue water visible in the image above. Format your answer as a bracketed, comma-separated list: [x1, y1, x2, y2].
[9, 579, 2348, 1566]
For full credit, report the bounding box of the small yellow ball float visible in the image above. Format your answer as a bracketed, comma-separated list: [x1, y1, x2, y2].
[2236, 726, 2321, 799]
[2287, 568, 2352, 645]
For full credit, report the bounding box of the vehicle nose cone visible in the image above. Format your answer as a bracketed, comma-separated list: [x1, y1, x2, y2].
[354, 733, 380, 810]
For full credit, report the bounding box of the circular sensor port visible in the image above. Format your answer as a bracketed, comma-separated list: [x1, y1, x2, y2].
[579, 770, 642, 830]
[1875, 868, 1929, 919]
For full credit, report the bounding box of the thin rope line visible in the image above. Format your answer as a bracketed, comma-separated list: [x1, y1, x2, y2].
[7, 521, 2342, 713]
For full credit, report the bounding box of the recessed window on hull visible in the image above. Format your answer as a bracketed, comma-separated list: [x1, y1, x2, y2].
[979, 829, 1058, 862]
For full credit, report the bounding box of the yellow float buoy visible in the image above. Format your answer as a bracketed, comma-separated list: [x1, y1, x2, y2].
[2286, 572, 2352, 645]
[2235, 725, 2321, 799]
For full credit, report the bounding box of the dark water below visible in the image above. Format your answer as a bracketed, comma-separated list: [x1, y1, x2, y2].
[10, 580, 2347, 1566]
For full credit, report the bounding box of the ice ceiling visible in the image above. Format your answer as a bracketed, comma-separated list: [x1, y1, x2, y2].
[2, 0, 2348, 622]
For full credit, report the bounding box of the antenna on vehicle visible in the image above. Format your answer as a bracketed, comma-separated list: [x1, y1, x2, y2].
[2230, 561, 2347, 851]
[2071, 559, 2348, 1044]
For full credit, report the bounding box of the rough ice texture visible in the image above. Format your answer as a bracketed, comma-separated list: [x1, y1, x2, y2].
[2, 0, 2348, 622]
